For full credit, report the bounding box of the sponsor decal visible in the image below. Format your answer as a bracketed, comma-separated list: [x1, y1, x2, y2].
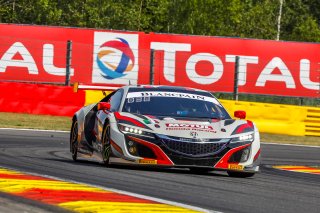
[139, 159, 157, 164]
[228, 164, 244, 170]
[0, 41, 74, 82]
[127, 96, 151, 103]
[154, 124, 160, 128]
[166, 123, 213, 129]
[143, 119, 152, 124]
[151, 39, 319, 97]
[126, 91, 220, 105]
[1, 25, 318, 97]
[165, 123, 216, 133]
[190, 131, 198, 138]
[92, 32, 139, 84]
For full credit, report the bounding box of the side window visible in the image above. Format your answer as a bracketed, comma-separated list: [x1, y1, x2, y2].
[110, 89, 123, 112]
[100, 91, 116, 103]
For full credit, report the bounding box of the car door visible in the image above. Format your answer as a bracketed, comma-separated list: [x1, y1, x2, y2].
[95, 89, 124, 145]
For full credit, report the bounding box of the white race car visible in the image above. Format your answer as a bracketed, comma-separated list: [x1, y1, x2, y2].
[70, 85, 260, 177]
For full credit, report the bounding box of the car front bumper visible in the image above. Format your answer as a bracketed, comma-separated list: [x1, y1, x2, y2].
[124, 134, 260, 173]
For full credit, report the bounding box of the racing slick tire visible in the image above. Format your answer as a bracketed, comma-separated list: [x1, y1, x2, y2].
[189, 167, 212, 174]
[70, 118, 79, 161]
[101, 122, 111, 166]
[227, 171, 255, 178]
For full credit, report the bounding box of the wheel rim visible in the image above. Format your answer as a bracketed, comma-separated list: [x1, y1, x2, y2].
[105, 125, 110, 145]
[102, 125, 111, 163]
[71, 121, 78, 157]
[103, 145, 111, 161]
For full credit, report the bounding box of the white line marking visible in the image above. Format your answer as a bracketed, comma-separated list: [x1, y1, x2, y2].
[0, 166, 218, 213]
[0, 128, 69, 133]
[261, 142, 320, 148]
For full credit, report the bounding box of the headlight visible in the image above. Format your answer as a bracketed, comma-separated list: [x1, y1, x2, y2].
[231, 133, 254, 143]
[118, 124, 155, 139]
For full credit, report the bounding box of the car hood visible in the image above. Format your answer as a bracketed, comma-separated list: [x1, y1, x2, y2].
[116, 112, 254, 139]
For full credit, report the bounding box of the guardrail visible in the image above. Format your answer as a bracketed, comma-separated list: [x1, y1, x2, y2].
[305, 108, 320, 136]
[220, 100, 320, 137]
[0, 82, 85, 117]
[82, 91, 320, 137]
[1, 82, 319, 137]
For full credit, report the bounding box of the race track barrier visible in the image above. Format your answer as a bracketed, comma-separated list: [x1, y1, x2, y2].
[0, 82, 319, 137]
[82, 91, 320, 137]
[84, 90, 111, 106]
[305, 108, 320, 137]
[0, 82, 85, 117]
[220, 100, 320, 137]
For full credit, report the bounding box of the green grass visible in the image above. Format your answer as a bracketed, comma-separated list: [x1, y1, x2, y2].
[0, 112, 319, 146]
[0, 112, 71, 131]
[260, 133, 320, 146]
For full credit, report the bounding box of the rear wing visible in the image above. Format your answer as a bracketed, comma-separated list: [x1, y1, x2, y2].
[73, 82, 120, 93]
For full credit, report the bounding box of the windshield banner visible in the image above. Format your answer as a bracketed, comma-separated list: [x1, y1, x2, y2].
[126, 91, 220, 104]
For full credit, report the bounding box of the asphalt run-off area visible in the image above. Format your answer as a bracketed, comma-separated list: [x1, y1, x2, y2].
[0, 128, 319, 213]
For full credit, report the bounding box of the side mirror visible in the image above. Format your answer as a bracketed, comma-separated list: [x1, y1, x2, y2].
[98, 102, 111, 111]
[234, 110, 246, 119]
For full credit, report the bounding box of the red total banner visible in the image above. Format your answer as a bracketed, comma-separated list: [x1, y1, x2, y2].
[0, 24, 319, 98]
[0, 82, 85, 116]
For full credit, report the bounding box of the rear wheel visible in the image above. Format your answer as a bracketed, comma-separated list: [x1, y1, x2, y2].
[101, 122, 111, 166]
[70, 119, 79, 161]
[227, 171, 255, 178]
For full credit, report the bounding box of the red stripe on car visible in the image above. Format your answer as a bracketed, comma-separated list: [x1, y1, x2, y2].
[128, 136, 174, 166]
[214, 144, 251, 169]
[114, 112, 146, 128]
[235, 121, 254, 134]
[254, 149, 261, 161]
[110, 139, 124, 155]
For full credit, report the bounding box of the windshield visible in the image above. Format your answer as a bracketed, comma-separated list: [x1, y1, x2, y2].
[122, 89, 231, 119]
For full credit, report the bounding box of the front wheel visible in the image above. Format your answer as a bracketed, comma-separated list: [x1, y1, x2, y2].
[227, 171, 255, 178]
[70, 119, 79, 161]
[101, 123, 111, 166]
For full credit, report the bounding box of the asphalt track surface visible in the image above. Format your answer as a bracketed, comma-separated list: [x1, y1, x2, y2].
[0, 129, 319, 213]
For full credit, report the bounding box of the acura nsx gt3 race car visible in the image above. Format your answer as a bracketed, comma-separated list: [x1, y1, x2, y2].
[70, 85, 261, 177]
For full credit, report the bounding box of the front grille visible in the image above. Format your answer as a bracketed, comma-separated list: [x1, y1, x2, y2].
[160, 138, 228, 157]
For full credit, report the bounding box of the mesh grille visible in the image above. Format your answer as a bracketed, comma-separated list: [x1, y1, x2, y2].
[161, 139, 228, 157]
